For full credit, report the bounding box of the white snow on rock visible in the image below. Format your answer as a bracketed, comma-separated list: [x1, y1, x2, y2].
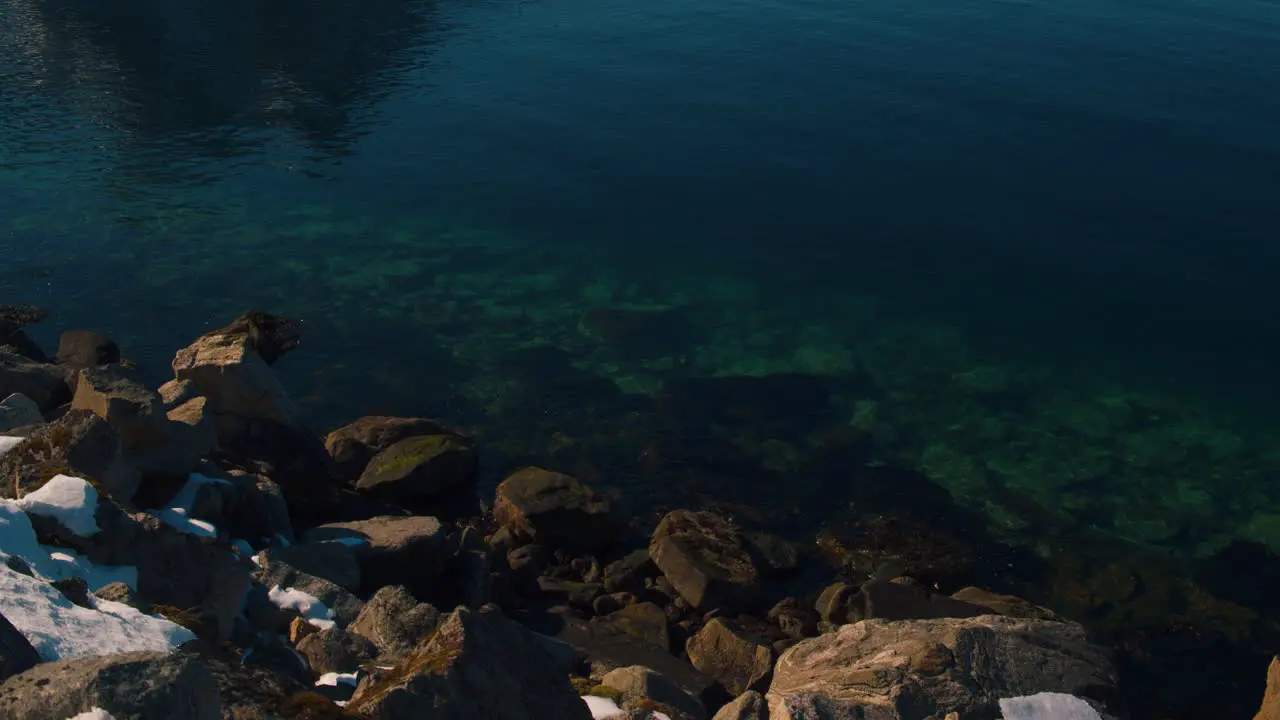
[316, 671, 360, 687]
[16, 474, 101, 538]
[1000, 692, 1104, 720]
[67, 709, 117, 720]
[0, 501, 136, 590]
[150, 473, 228, 538]
[267, 584, 336, 629]
[0, 435, 24, 456]
[583, 696, 625, 719]
[0, 564, 195, 661]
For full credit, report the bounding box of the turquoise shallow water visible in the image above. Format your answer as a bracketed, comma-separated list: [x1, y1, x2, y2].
[3, 0, 1280, 713]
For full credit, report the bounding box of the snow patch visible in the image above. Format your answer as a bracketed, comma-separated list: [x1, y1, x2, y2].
[0, 502, 136, 590]
[149, 473, 228, 538]
[267, 584, 336, 629]
[316, 671, 360, 687]
[0, 564, 195, 661]
[583, 696, 625, 719]
[67, 709, 117, 720]
[1000, 692, 1104, 720]
[0, 436, 24, 456]
[16, 474, 100, 538]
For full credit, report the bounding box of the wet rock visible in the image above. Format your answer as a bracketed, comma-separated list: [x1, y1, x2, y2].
[346, 604, 592, 720]
[493, 467, 620, 554]
[649, 510, 762, 613]
[767, 615, 1118, 719]
[349, 585, 441, 663]
[0, 393, 41, 433]
[605, 549, 658, 595]
[713, 690, 767, 720]
[0, 650, 220, 720]
[51, 576, 92, 608]
[848, 579, 991, 623]
[601, 665, 707, 720]
[768, 598, 818, 640]
[950, 587, 1063, 621]
[589, 601, 670, 652]
[56, 329, 121, 369]
[304, 515, 449, 597]
[253, 554, 364, 629]
[0, 348, 70, 412]
[0, 409, 138, 502]
[259, 543, 361, 595]
[1255, 656, 1280, 720]
[815, 582, 856, 625]
[686, 618, 774, 697]
[296, 628, 378, 675]
[355, 434, 478, 508]
[0, 612, 40, 683]
[92, 581, 140, 609]
[325, 415, 467, 481]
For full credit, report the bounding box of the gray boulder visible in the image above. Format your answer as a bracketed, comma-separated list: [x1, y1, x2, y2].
[325, 415, 467, 481]
[355, 435, 478, 507]
[348, 585, 441, 663]
[0, 651, 220, 720]
[303, 515, 449, 597]
[766, 614, 1118, 719]
[55, 329, 121, 369]
[649, 510, 762, 613]
[493, 467, 620, 553]
[686, 618, 773, 697]
[296, 628, 377, 675]
[0, 348, 69, 412]
[0, 393, 42, 433]
[601, 665, 706, 720]
[253, 554, 364, 629]
[258, 543, 361, 594]
[0, 409, 138, 502]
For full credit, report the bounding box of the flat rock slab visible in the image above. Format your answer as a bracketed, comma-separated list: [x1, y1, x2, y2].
[649, 510, 762, 613]
[304, 515, 449, 597]
[325, 415, 466, 481]
[493, 467, 619, 553]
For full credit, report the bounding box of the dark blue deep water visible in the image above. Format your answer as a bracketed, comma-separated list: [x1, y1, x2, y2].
[4, 0, 1280, 713]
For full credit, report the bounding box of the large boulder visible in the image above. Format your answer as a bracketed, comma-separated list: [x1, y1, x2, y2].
[0, 409, 138, 502]
[0, 348, 69, 412]
[493, 467, 620, 554]
[325, 415, 468, 481]
[0, 305, 50, 363]
[601, 665, 707, 720]
[347, 604, 592, 719]
[188, 466, 294, 547]
[713, 691, 767, 720]
[296, 628, 378, 675]
[649, 511, 762, 613]
[253, 553, 365, 629]
[0, 611, 40, 683]
[766, 615, 1118, 720]
[55, 329, 121, 369]
[303, 515, 449, 597]
[258, 543, 362, 595]
[588, 601, 670, 652]
[0, 651, 221, 720]
[686, 618, 773, 697]
[355, 434, 478, 509]
[348, 585, 441, 663]
[1257, 656, 1280, 720]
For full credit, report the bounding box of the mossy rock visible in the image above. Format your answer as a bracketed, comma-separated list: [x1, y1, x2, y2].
[586, 684, 623, 703]
[355, 434, 477, 500]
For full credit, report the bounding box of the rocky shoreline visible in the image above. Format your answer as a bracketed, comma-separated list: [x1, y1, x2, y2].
[0, 306, 1274, 719]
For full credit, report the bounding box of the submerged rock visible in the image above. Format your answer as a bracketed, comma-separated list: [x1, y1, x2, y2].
[55, 329, 121, 369]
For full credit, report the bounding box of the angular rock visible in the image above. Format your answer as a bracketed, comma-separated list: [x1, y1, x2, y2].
[56, 330, 121, 369]
[713, 691, 767, 720]
[325, 415, 467, 481]
[355, 434, 478, 505]
[768, 597, 818, 640]
[260, 543, 361, 595]
[686, 618, 774, 697]
[190, 466, 294, 547]
[296, 628, 378, 675]
[158, 379, 197, 410]
[304, 515, 448, 597]
[815, 582, 856, 625]
[0, 611, 40, 683]
[71, 365, 168, 452]
[171, 322, 299, 424]
[0, 650, 220, 720]
[0, 348, 70, 412]
[493, 467, 620, 554]
[602, 665, 707, 720]
[767, 615, 1118, 719]
[539, 577, 604, 612]
[589, 601, 670, 652]
[51, 577, 92, 608]
[346, 604, 592, 719]
[242, 632, 313, 687]
[0, 306, 49, 363]
[254, 555, 364, 629]
[0, 408, 138, 502]
[747, 533, 801, 575]
[649, 511, 762, 613]
[93, 581, 141, 609]
[349, 585, 441, 663]
[604, 549, 657, 595]
[198, 649, 309, 720]
[0, 393, 41, 433]
[1256, 656, 1280, 720]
